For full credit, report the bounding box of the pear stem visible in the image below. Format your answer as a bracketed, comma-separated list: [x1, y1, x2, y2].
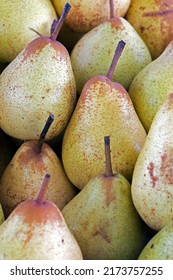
[104, 136, 113, 177]
[51, 2, 71, 41]
[109, 0, 115, 19]
[36, 174, 51, 204]
[106, 40, 126, 81]
[37, 114, 54, 154]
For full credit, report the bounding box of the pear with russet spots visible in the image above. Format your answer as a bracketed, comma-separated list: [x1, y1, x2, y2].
[62, 136, 146, 260]
[0, 3, 76, 142]
[62, 40, 147, 190]
[0, 174, 83, 260]
[131, 93, 173, 231]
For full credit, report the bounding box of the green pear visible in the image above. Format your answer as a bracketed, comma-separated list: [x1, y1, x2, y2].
[52, 0, 131, 33]
[129, 40, 173, 132]
[0, 204, 5, 226]
[70, 0, 151, 94]
[62, 136, 146, 260]
[131, 93, 173, 231]
[62, 41, 147, 190]
[126, 0, 173, 59]
[138, 221, 173, 260]
[0, 0, 57, 63]
[0, 3, 76, 141]
[0, 115, 77, 218]
[0, 174, 83, 260]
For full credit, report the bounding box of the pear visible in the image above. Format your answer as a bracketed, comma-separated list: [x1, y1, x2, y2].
[138, 221, 173, 260]
[0, 204, 5, 226]
[52, 0, 131, 33]
[126, 0, 173, 59]
[0, 0, 57, 63]
[62, 40, 147, 190]
[0, 174, 83, 260]
[70, 0, 151, 94]
[131, 93, 173, 231]
[62, 136, 146, 260]
[0, 114, 77, 218]
[0, 3, 76, 142]
[129, 40, 173, 132]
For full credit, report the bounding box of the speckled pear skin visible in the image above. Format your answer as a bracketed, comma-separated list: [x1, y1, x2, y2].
[0, 199, 83, 260]
[0, 141, 77, 218]
[126, 0, 173, 60]
[138, 221, 173, 260]
[129, 40, 173, 132]
[70, 17, 151, 94]
[0, 0, 57, 62]
[62, 172, 146, 260]
[131, 94, 173, 232]
[0, 37, 76, 141]
[52, 0, 131, 33]
[62, 76, 147, 190]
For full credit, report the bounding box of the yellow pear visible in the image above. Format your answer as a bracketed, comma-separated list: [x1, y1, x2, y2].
[0, 3, 76, 141]
[62, 136, 146, 260]
[62, 41, 147, 190]
[138, 221, 173, 260]
[52, 0, 131, 33]
[70, 0, 151, 94]
[0, 204, 4, 226]
[129, 40, 173, 132]
[131, 93, 173, 231]
[0, 0, 57, 63]
[0, 174, 83, 260]
[126, 0, 173, 59]
[0, 115, 77, 218]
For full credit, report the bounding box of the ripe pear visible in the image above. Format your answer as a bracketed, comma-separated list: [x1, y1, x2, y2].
[0, 3, 76, 141]
[138, 221, 173, 260]
[70, 0, 151, 94]
[62, 136, 146, 260]
[62, 41, 147, 190]
[0, 174, 83, 260]
[0, 0, 57, 63]
[129, 40, 173, 132]
[126, 0, 173, 59]
[0, 204, 5, 226]
[0, 115, 77, 218]
[131, 93, 173, 231]
[52, 0, 131, 33]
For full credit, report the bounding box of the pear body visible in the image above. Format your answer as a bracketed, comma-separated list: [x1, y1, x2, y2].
[0, 0, 57, 62]
[62, 76, 147, 190]
[0, 204, 4, 226]
[131, 94, 173, 231]
[0, 37, 76, 141]
[129, 40, 173, 132]
[62, 172, 146, 260]
[71, 17, 151, 94]
[126, 0, 173, 59]
[138, 221, 173, 260]
[52, 0, 131, 33]
[0, 199, 83, 260]
[0, 141, 77, 218]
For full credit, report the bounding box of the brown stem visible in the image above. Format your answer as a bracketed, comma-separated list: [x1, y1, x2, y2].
[104, 136, 113, 177]
[51, 2, 71, 41]
[36, 174, 51, 204]
[109, 0, 115, 19]
[106, 40, 126, 81]
[37, 114, 54, 153]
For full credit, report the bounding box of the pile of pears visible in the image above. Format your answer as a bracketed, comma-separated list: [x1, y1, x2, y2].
[1, 0, 173, 260]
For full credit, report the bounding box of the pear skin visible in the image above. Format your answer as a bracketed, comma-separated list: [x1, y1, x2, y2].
[0, 175, 83, 260]
[0, 140, 77, 218]
[138, 221, 173, 260]
[62, 171, 146, 260]
[71, 16, 151, 94]
[0, 204, 4, 226]
[126, 0, 173, 59]
[0, 0, 57, 62]
[62, 76, 147, 190]
[131, 93, 173, 231]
